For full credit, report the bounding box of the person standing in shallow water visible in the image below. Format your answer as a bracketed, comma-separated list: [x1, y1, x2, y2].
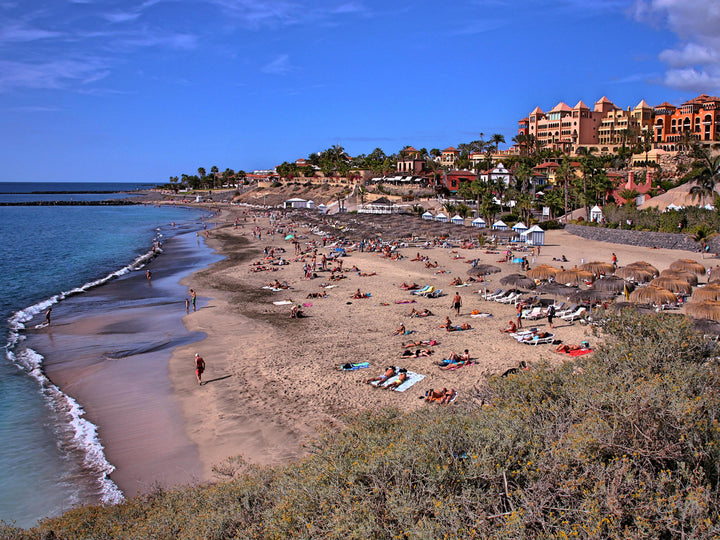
[45, 307, 52, 326]
[190, 289, 197, 311]
[195, 353, 205, 385]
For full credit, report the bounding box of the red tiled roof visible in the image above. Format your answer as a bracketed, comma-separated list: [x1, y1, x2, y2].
[655, 102, 676, 109]
[442, 147, 459, 153]
[550, 102, 572, 112]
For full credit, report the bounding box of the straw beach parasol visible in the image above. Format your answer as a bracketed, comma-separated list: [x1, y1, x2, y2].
[593, 275, 634, 293]
[555, 269, 595, 286]
[659, 269, 699, 286]
[500, 274, 536, 289]
[525, 264, 558, 281]
[579, 261, 615, 276]
[613, 266, 655, 283]
[649, 276, 693, 295]
[569, 289, 618, 305]
[626, 261, 659, 275]
[468, 264, 502, 276]
[669, 259, 706, 275]
[536, 282, 580, 297]
[690, 283, 720, 302]
[685, 301, 720, 320]
[629, 285, 677, 305]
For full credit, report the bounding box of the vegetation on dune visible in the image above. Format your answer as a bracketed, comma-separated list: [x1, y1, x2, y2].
[5, 312, 720, 539]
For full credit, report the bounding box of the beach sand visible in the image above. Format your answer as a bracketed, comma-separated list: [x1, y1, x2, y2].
[163, 210, 712, 483]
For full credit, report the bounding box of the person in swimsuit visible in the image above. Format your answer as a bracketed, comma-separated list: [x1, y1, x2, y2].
[451, 292, 462, 315]
[194, 353, 205, 385]
[190, 289, 197, 311]
[366, 366, 396, 386]
[383, 368, 409, 390]
[45, 307, 52, 325]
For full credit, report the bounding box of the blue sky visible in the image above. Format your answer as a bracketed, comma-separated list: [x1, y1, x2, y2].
[2, 0, 719, 182]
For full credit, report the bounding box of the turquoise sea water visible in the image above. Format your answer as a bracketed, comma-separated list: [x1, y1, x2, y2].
[0, 183, 208, 527]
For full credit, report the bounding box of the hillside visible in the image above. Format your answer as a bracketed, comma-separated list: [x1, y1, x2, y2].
[4, 311, 720, 539]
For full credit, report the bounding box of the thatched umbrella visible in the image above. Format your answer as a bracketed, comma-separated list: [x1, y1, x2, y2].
[536, 282, 580, 297]
[693, 317, 720, 335]
[579, 261, 615, 276]
[569, 289, 618, 305]
[709, 266, 720, 283]
[500, 274, 536, 289]
[555, 269, 595, 286]
[525, 264, 558, 281]
[649, 276, 693, 295]
[614, 266, 655, 283]
[593, 275, 635, 294]
[468, 264, 502, 276]
[690, 283, 720, 302]
[685, 301, 720, 321]
[669, 259, 706, 275]
[659, 269, 699, 286]
[629, 285, 677, 305]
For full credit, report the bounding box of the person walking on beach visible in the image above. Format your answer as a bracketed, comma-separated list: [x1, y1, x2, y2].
[45, 307, 52, 326]
[146, 269, 152, 282]
[547, 304, 555, 329]
[195, 353, 205, 385]
[451, 292, 462, 316]
[190, 289, 197, 311]
[611, 253, 617, 269]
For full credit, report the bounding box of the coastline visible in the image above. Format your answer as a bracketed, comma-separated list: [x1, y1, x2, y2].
[25, 226, 219, 498]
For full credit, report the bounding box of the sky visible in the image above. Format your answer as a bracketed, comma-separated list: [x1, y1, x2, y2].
[1, 0, 720, 183]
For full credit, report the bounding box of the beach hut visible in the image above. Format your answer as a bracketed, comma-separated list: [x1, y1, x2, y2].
[522, 225, 545, 246]
[512, 222, 528, 233]
[284, 197, 310, 209]
[451, 214, 465, 225]
[492, 220, 508, 230]
[422, 211, 434, 220]
[590, 205, 603, 223]
[317, 203, 327, 214]
[435, 212, 449, 223]
[471, 217, 486, 228]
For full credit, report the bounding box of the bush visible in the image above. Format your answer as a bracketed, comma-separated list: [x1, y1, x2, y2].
[22, 312, 720, 538]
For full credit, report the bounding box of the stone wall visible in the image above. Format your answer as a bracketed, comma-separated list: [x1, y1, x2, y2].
[564, 224, 718, 253]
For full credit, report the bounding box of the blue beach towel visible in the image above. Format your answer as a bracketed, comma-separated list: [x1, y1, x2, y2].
[340, 362, 370, 371]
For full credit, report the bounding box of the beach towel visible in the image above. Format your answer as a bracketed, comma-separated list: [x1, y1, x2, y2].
[568, 348, 593, 357]
[373, 371, 426, 392]
[262, 286, 286, 292]
[340, 362, 370, 371]
[272, 300, 293, 306]
[454, 283, 471, 287]
[302, 302, 312, 308]
[470, 313, 493, 318]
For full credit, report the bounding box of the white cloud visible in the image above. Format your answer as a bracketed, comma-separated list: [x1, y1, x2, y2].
[0, 58, 111, 91]
[633, 0, 720, 92]
[0, 23, 62, 42]
[262, 54, 293, 75]
[103, 11, 142, 23]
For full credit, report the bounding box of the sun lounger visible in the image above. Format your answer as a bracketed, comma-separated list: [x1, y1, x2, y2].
[509, 329, 538, 341]
[555, 304, 578, 317]
[560, 307, 586, 322]
[411, 285, 433, 296]
[521, 307, 543, 319]
[425, 288, 444, 298]
[523, 333, 555, 345]
[485, 289, 507, 301]
[481, 288, 502, 300]
[497, 292, 521, 304]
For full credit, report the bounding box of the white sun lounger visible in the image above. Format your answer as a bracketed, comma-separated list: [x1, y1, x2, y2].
[561, 307, 586, 322]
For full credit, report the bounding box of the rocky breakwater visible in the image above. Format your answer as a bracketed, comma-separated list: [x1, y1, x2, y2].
[564, 224, 718, 253]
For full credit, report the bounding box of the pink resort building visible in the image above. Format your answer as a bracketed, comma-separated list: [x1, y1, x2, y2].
[653, 94, 720, 150]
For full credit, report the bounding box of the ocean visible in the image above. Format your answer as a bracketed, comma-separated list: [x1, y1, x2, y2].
[0, 183, 213, 528]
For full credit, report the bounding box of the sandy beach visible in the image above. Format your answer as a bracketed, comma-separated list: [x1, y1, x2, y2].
[160, 208, 712, 484]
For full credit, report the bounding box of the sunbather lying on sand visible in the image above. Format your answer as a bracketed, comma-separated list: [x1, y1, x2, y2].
[366, 366, 396, 385]
[555, 341, 591, 353]
[408, 307, 433, 318]
[425, 261, 438, 268]
[424, 388, 457, 404]
[401, 348, 434, 358]
[306, 291, 327, 298]
[383, 368, 408, 390]
[447, 323, 471, 332]
[402, 339, 438, 348]
[400, 282, 420, 290]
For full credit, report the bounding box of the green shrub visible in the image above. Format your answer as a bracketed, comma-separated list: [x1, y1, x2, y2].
[20, 312, 720, 539]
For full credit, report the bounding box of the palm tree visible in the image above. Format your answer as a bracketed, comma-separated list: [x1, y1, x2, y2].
[689, 146, 720, 203]
[555, 158, 577, 218]
[490, 133, 506, 153]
